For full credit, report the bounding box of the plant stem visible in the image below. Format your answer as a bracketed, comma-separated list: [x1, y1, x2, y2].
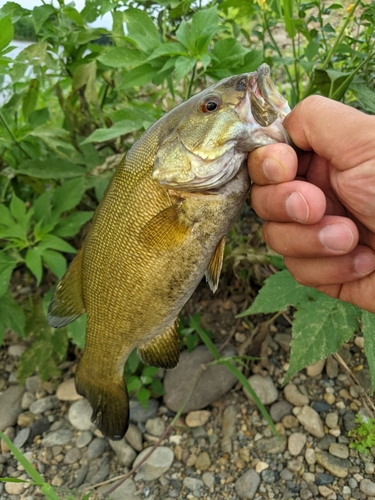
[0, 110, 32, 160]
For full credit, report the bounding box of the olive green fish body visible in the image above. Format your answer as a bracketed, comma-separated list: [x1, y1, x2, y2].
[48, 65, 291, 439]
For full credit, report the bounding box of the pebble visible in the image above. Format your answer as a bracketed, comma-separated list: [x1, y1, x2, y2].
[76, 430, 93, 448]
[354, 336, 365, 349]
[294, 405, 324, 438]
[318, 485, 335, 497]
[319, 434, 337, 450]
[90, 455, 110, 484]
[326, 357, 339, 378]
[55, 378, 82, 401]
[125, 423, 143, 451]
[0, 385, 25, 431]
[235, 469, 260, 499]
[329, 443, 349, 459]
[109, 437, 137, 466]
[261, 468, 276, 484]
[183, 477, 204, 495]
[312, 401, 331, 413]
[21, 391, 35, 410]
[1, 426, 15, 452]
[42, 429, 72, 447]
[305, 448, 316, 465]
[29, 395, 59, 414]
[360, 478, 375, 496]
[63, 446, 81, 464]
[129, 398, 159, 423]
[87, 437, 107, 459]
[306, 359, 325, 377]
[13, 427, 30, 448]
[244, 374, 278, 405]
[8, 344, 27, 357]
[5, 481, 25, 495]
[145, 417, 165, 437]
[133, 446, 174, 481]
[343, 411, 357, 431]
[163, 344, 238, 412]
[280, 468, 293, 480]
[195, 451, 211, 470]
[17, 411, 37, 427]
[288, 432, 306, 456]
[221, 404, 236, 453]
[255, 461, 269, 473]
[282, 414, 299, 429]
[68, 399, 94, 431]
[316, 473, 334, 485]
[270, 400, 292, 422]
[274, 332, 291, 351]
[29, 417, 50, 440]
[185, 410, 211, 428]
[315, 450, 350, 478]
[102, 478, 136, 500]
[25, 375, 43, 395]
[202, 471, 215, 488]
[284, 383, 309, 406]
[255, 436, 287, 454]
[325, 412, 339, 429]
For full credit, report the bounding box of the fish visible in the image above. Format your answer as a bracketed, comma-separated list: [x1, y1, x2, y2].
[47, 63, 291, 440]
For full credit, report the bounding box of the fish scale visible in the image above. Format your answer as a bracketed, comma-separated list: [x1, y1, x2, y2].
[48, 65, 291, 439]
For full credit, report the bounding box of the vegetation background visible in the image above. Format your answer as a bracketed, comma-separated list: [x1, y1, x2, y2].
[0, 0, 374, 423]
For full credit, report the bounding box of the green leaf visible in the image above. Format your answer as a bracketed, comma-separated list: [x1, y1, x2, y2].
[265, 254, 287, 270]
[117, 64, 158, 90]
[351, 84, 375, 114]
[72, 61, 98, 105]
[37, 234, 76, 254]
[304, 41, 319, 61]
[32, 4, 55, 34]
[0, 204, 15, 227]
[52, 178, 85, 215]
[25, 247, 42, 285]
[53, 211, 94, 238]
[0, 253, 18, 297]
[237, 270, 312, 316]
[10, 194, 26, 224]
[98, 47, 146, 68]
[81, 119, 143, 144]
[284, 0, 296, 38]
[136, 386, 150, 407]
[66, 314, 86, 350]
[362, 311, 375, 394]
[123, 8, 160, 53]
[16, 158, 86, 179]
[22, 78, 39, 120]
[174, 56, 196, 83]
[286, 296, 360, 382]
[28, 107, 50, 128]
[125, 348, 141, 375]
[151, 378, 164, 395]
[146, 42, 188, 61]
[62, 6, 83, 26]
[176, 7, 219, 56]
[41, 250, 66, 279]
[127, 375, 142, 393]
[0, 290, 25, 338]
[0, 15, 13, 52]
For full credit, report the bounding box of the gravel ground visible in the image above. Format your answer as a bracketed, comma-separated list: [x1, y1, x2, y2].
[1, 316, 375, 500]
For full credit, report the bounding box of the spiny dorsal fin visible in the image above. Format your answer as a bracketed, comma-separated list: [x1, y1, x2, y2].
[139, 203, 191, 251]
[138, 319, 180, 370]
[47, 245, 86, 328]
[205, 236, 226, 293]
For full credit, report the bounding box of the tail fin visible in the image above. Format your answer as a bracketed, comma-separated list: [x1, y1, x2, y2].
[75, 361, 129, 440]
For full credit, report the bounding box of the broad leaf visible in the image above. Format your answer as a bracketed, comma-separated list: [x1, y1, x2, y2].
[123, 8, 160, 53]
[41, 250, 67, 279]
[0, 15, 13, 52]
[32, 4, 55, 34]
[0, 253, 18, 297]
[25, 247, 43, 285]
[37, 235, 76, 254]
[176, 7, 219, 56]
[16, 158, 86, 179]
[66, 314, 86, 350]
[0, 290, 25, 340]
[82, 119, 143, 144]
[118, 64, 158, 90]
[53, 211, 94, 238]
[174, 56, 196, 83]
[362, 311, 375, 393]
[52, 177, 85, 215]
[351, 84, 375, 114]
[98, 47, 146, 68]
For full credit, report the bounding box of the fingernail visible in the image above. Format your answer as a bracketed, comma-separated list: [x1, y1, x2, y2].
[354, 253, 375, 275]
[318, 224, 354, 252]
[285, 192, 309, 223]
[262, 157, 284, 182]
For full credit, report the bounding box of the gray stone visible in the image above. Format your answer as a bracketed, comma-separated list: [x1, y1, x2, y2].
[90, 456, 110, 484]
[76, 431, 93, 448]
[8, 344, 27, 357]
[288, 432, 306, 456]
[0, 385, 25, 431]
[274, 333, 291, 352]
[325, 412, 339, 429]
[64, 447, 81, 464]
[55, 379, 82, 401]
[183, 477, 204, 495]
[315, 473, 334, 485]
[295, 405, 324, 438]
[133, 446, 174, 481]
[68, 399, 94, 431]
[300, 488, 313, 500]
[255, 436, 287, 454]
[125, 423, 143, 452]
[21, 392, 35, 410]
[343, 411, 356, 432]
[25, 376, 43, 395]
[87, 437, 108, 459]
[270, 401, 292, 423]
[235, 469, 260, 499]
[13, 428, 30, 449]
[329, 443, 349, 459]
[129, 399, 159, 423]
[202, 471, 215, 488]
[104, 478, 136, 500]
[42, 429, 72, 447]
[221, 404, 236, 453]
[315, 451, 350, 478]
[145, 417, 165, 437]
[109, 437, 137, 466]
[284, 383, 309, 406]
[326, 357, 339, 378]
[29, 396, 59, 414]
[163, 344, 238, 412]
[261, 469, 276, 484]
[318, 434, 336, 451]
[360, 478, 375, 496]
[280, 468, 293, 481]
[244, 374, 278, 405]
[356, 369, 371, 392]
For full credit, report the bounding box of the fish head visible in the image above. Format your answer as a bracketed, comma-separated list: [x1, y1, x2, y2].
[152, 64, 291, 191]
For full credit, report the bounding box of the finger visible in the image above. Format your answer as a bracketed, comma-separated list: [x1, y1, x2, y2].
[251, 180, 326, 224]
[247, 143, 298, 184]
[284, 96, 375, 170]
[262, 216, 359, 257]
[284, 246, 375, 287]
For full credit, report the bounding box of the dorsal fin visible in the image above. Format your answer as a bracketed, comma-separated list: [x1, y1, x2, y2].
[138, 319, 180, 369]
[205, 236, 226, 293]
[47, 244, 86, 328]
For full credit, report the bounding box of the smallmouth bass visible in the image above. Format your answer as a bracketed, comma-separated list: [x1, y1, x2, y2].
[48, 64, 290, 440]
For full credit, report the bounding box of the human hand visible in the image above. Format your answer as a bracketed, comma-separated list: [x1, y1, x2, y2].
[248, 95, 375, 313]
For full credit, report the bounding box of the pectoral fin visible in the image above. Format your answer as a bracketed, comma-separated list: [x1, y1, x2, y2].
[138, 319, 180, 369]
[205, 236, 226, 293]
[139, 202, 191, 251]
[47, 245, 86, 328]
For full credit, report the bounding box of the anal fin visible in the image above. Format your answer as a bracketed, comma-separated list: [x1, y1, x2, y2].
[47, 244, 86, 328]
[205, 236, 226, 293]
[138, 319, 180, 369]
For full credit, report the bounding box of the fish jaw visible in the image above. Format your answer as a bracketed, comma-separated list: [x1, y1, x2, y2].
[152, 64, 291, 191]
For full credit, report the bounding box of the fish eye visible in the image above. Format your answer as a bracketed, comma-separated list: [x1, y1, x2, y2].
[200, 96, 221, 113]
